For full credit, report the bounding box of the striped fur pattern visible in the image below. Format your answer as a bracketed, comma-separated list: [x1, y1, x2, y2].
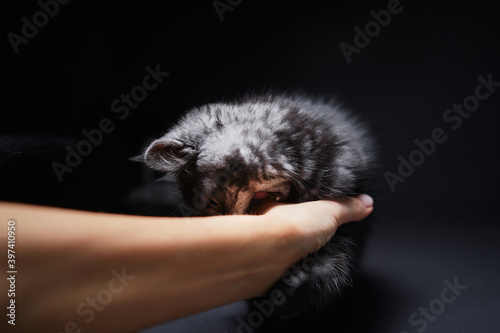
[143, 93, 376, 320]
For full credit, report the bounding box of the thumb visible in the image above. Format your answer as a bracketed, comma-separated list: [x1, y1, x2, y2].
[330, 194, 374, 226]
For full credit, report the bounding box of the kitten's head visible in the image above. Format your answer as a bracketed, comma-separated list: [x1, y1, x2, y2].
[143, 109, 293, 215]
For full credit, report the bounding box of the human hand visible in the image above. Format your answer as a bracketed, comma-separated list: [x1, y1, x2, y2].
[257, 195, 374, 256]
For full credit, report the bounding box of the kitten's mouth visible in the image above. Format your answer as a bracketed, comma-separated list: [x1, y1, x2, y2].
[248, 191, 283, 214]
[253, 191, 283, 201]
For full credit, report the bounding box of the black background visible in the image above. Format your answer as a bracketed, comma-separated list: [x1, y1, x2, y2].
[1, 0, 499, 332]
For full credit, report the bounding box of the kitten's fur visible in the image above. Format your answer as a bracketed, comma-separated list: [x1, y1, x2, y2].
[142, 93, 375, 320]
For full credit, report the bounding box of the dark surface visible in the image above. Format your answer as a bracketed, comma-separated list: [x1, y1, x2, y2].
[1, 0, 500, 332]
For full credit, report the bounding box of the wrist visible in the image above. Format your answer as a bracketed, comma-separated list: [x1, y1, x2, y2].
[256, 214, 305, 270]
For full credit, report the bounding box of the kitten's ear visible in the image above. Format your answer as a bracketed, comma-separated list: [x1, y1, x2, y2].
[143, 138, 196, 174]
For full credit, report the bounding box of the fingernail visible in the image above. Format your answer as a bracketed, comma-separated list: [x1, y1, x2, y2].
[358, 194, 373, 208]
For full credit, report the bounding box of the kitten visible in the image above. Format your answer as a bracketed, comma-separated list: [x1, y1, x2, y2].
[142, 93, 376, 320]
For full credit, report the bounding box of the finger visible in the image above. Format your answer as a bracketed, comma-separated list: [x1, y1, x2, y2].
[328, 194, 374, 225]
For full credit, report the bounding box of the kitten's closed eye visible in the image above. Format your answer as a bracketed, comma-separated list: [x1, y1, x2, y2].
[208, 199, 219, 208]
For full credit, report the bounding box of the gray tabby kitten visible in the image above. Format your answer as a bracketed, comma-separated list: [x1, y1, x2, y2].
[142, 93, 375, 320]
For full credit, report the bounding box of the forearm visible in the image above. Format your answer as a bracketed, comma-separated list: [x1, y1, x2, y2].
[0, 202, 302, 332]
